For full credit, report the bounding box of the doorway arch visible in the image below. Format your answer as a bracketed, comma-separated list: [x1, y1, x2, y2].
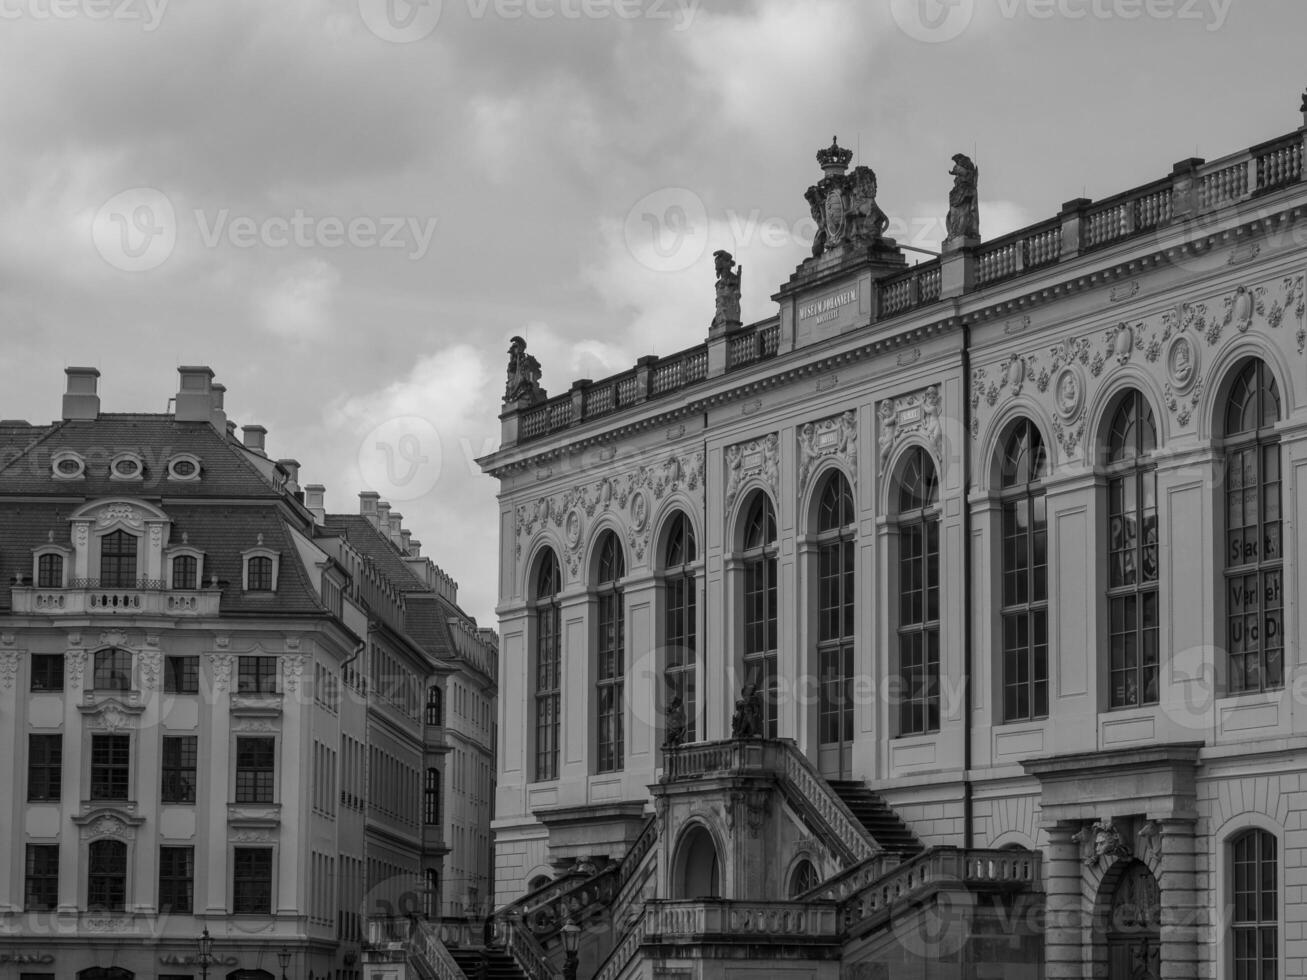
[1097, 860, 1161, 980]
[672, 824, 721, 899]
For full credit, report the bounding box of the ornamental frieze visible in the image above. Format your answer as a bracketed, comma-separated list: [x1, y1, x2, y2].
[724, 434, 780, 512]
[797, 411, 857, 494]
[0, 651, 18, 689]
[877, 386, 942, 467]
[971, 273, 1306, 453]
[66, 650, 87, 690]
[210, 653, 234, 693]
[515, 450, 706, 572]
[138, 650, 161, 691]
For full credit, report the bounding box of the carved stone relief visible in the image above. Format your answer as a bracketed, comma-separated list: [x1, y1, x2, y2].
[0, 651, 18, 689]
[724, 434, 780, 513]
[797, 411, 857, 494]
[282, 654, 306, 694]
[878, 385, 942, 467]
[210, 654, 234, 694]
[66, 650, 87, 690]
[138, 650, 161, 691]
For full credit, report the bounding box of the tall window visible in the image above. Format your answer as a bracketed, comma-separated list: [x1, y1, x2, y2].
[1225, 359, 1283, 694]
[87, 839, 127, 912]
[247, 556, 274, 591]
[1000, 420, 1049, 722]
[93, 648, 132, 691]
[1231, 829, 1278, 980]
[533, 550, 562, 782]
[90, 734, 131, 800]
[162, 736, 198, 804]
[25, 845, 59, 911]
[595, 532, 626, 774]
[664, 512, 698, 743]
[896, 449, 940, 736]
[27, 734, 62, 802]
[238, 656, 278, 694]
[424, 768, 441, 825]
[158, 846, 194, 913]
[172, 555, 197, 590]
[235, 737, 276, 803]
[37, 554, 63, 588]
[164, 656, 199, 695]
[816, 472, 855, 749]
[426, 686, 443, 727]
[741, 492, 779, 738]
[99, 530, 137, 587]
[30, 654, 64, 692]
[1106, 391, 1160, 708]
[232, 847, 273, 914]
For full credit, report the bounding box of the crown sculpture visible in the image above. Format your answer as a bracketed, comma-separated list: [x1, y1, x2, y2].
[804, 136, 891, 258]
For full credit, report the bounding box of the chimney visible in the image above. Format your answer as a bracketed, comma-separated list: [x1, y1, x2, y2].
[242, 425, 267, 456]
[277, 459, 301, 493]
[388, 512, 404, 548]
[225, 420, 238, 441]
[408, 538, 422, 558]
[63, 367, 100, 421]
[210, 382, 227, 431]
[304, 484, 326, 525]
[400, 529, 413, 554]
[176, 366, 216, 423]
[377, 501, 392, 538]
[359, 491, 380, 526]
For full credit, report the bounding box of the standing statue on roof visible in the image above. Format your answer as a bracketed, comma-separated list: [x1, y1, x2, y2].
[946, 153, 980, 246]
[805, 137, 892, 255]
[504, 336, 545, 405]
[711, 249, 742, 333]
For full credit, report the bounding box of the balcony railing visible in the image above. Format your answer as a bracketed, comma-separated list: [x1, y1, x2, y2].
[644, 899, 840, 941]
[12, 584, 221, 616]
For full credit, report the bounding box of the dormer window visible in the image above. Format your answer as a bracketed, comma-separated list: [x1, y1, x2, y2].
[37, 553, 64, 588]
[242, 537, 279, 593]
[172, 555, 197, 590]
[100, 530, 139, 588]
[110, 453, 144, 481]
[167, 454, 201, 482]
[52, 452, 85, 480]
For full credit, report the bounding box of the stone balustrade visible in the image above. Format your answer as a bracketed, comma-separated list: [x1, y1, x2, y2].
[12, 585, 221, 617]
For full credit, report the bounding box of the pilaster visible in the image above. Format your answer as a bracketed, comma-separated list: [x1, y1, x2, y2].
[1157, 817, 1201, 980]
[1044, 819, 1085, 980]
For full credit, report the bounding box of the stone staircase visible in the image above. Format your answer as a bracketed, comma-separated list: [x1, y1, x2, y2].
[447, 947, 529, 980]
[826, 779, 923, 855]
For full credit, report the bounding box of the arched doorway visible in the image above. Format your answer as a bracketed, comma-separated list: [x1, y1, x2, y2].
[673, 825, 721, 899]
[1104, 861, 1161, 980]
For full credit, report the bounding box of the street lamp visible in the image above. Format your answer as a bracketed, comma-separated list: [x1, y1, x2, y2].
[561, 916, 580, 980]
[196, 928, 215, 980]
[277, 947, 291, 980]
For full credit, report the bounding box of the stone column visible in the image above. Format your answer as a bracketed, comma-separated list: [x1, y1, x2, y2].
[1157, 817, 1200, 980]
[1044, 820, 1085, 980]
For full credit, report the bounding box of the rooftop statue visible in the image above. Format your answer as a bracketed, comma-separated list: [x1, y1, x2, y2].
[504, 335, 545, 405]
[946, 153, 980, 245]
[805, 136, 891, 255]
[711, 249, 742, 333]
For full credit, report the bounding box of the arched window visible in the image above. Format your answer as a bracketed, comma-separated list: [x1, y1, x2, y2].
[1224, 359, 1283, 693]
[895, 449, 940, 736]
[93, 648, 132, 691]
[87, 839, 127, 912]
[673, 826, 720, 900]
[172, 554, 198, 590]
[1231, 828, 1278, 979]
[426, 686, 443, 727]
[741, 492, 779, 738]
[100, 530, 137, 588]
[788, 858, 820, 899]
[1106, 391, 1159, 708]
[595, 532, 626, 774]
[533, 550, 562, 782]
[663, 512, 698, 743]
[1000, 420, 1049, 722]
[816, 472, 855, 756]
[424, 768, 441, 825]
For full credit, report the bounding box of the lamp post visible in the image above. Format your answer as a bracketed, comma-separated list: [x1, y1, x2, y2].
[196, 928, 215, 980]
[277, 947, 291, 980]
[561, 916, 580, 980]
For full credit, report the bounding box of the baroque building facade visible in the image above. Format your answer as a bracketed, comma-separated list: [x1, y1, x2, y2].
[450, 98, 1307, 979]
[0, 366, 497, 980]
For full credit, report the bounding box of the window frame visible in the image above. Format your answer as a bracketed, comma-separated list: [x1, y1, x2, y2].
[232, 846, 274, 915]
[663, 512, 699, 744]
[532, 550, 562, 783]
[164, 655, 200, 695]
[814, 471, 856, 749]
[158, 845, 195, 914]
[234, 736, 276, 804]
[86, 838, 128, 913]
[27, 733, 62, 802]
[894, 448, 941, 738]
[161, 735, 198, 805]
[237, 656, 278, 695]
[1229, 827, 1280, 980]
[740, 492, 780, 739]
[24, 843, 59, 912]
[90, 733, 132, 801]
[30, 654, 64, 693]
[93, 648, 133, 692]
[98, 529, 140, 589]
[594, 531, 626, 774]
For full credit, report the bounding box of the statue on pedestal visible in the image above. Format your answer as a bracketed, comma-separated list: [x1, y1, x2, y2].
[711, 250, 742, 332]
[504, 336, 545, 405]
[804, 137, 892, 256]
[730, 683, 763, 739]
[663, 694, 687, 748]
[945, 153, 980, 246]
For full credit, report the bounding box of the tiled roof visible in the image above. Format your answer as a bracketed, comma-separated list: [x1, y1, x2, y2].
[321, 515, 430, 592]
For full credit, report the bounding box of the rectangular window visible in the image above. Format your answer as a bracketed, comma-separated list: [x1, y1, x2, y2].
[90, 734, 131, 800]
[87, 839, 127, 912]
[37, 554, 63, 588]
[164, 656, 200, 695]
[534, 604, 561, 782]
[1226, 444, 1284, 694]
[817, 535, 855, 747]
[247, 556, 274, 592]
[238, 656, 278, 694]
[743, 555, 779, 738]
[162, 736, 198, 804]
[158, 846, 194, 913]
[665, 571, 697, 743]
[99, 529, 138, 588]
[93, 649, 133, 691]
[235, 736, 276, 803]
[30, 654, 64, 692]
[1001, 493, 1049, 721]
[172, 554, 198, 590]
[897, 519, 940, 736]
[1107, 468, 1160, 708]
[24, 844, 59, 911]
[233, 847, 273, 914]
[28, 734, 62, 802]
[596, 589, 625, 773]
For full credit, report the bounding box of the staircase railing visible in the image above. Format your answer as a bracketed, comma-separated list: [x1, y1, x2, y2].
[798, 851, 903, 902]
[363, 916, 464, 980]
[503, 915, 561, 980]
[592, 908, 646, 980]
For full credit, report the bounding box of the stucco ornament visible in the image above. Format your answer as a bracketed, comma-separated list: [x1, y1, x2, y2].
[1053, 367, 1084, 423]
[724, 434, 780, 512]
[1167, 333, 1201, 395]
[878, 385, 944, 468]
[1004, 354, 1026, 395]
[629, 490, 649, 533]
[96, 504, 142, 528]
[564, 509, 582, 551]
[797, 410, 857, 493]
[0, 650, 18, 689]
[210, 653, 234, 693]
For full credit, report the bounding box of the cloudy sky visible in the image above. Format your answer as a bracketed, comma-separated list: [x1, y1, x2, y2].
[0, 0, 1302, 625]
